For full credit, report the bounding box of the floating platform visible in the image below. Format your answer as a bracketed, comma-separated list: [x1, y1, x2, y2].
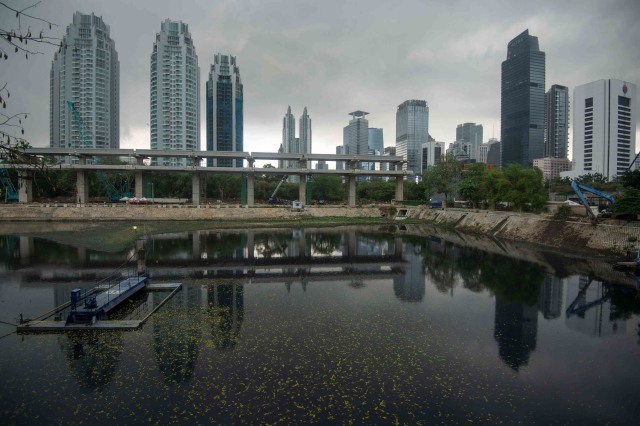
[17, 283, 182, 332]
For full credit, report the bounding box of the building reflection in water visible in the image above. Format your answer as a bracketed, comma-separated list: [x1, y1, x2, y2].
[59, 331, 124, 389]
[493, 297, 538, 371]
[393, 240, 425, 302]
[538, 275, 564, 320]
[153, 285, 204, 383]
[207, 282, 244, 350]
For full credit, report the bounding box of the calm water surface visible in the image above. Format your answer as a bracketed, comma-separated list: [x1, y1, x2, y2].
[1, 226, 639, 424]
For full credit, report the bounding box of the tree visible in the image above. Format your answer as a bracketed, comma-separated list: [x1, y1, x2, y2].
[458, 163, 488, 208]
[1, 2, 59, 165]
[619, 169, 640, 190]
[482, 168, 508, 210]
[501, 164, 547, 212]
[422, 154, 462, 205]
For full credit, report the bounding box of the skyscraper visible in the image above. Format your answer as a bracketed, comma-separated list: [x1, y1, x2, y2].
[299, 107, 312, 156]
[572, 79, 636, 180]
[280, 106, 295, 169]
[501, 29, 545, 168]
[344, 111, 369, 158]
[50, 12, 119, 153]
[207, 54, 243, 167]
[368, 128, 384, 155]
[544, 84, 569, 158]
[280, 106, 311, 179]
[396, 100, 428, 177]
[456, 123, 483, 160]
[150, 19, 199, 166]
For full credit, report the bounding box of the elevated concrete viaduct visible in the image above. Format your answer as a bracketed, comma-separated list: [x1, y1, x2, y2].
[9, 148, 412, 206]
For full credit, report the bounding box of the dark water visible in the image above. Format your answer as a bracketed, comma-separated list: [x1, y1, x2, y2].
[1, 227, 639, 424]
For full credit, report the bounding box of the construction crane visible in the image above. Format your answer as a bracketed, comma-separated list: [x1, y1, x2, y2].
[268, 176, 288, 204]
[571, 180, 615, 220]
[66, 101, 131, 202]
[0, 169, 19, 202]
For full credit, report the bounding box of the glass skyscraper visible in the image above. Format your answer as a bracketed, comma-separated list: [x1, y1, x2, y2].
[455, 123, 483, 160]
[50, 12, 119, 152]
[544, 84, 569, 158]
[150, 19, 200, 166]
[500, 29, 545, 168]
[396, 100, 428, 177]
[206, 54, 243, 167]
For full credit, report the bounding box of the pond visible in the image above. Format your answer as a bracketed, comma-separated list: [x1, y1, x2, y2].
[1, 225, 639, 424]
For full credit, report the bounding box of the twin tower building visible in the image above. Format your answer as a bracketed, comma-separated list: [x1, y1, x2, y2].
[50, 13, 243, 166]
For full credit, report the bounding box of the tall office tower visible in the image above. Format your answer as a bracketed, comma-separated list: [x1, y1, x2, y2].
[501, 30, 545, 168]
[486, 138, 501, 167]
[368, 128, 384, 155]
[150, 19, 199, 166]
[544, 84, 569, 158]
[299, 107, 312, 155]
[50, 12, 119, 154]
[455, 123, 483, 160]
[281, 106, 296, 170]
[422, 141, 445, 170]
[207, 53, 243, 167]
[344, 111, 369, 160]
[396, 100, 428, 177]
[573, 79, 636, 180]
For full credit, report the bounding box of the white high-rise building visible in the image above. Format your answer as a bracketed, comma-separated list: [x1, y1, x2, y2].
[280, 106, 311, 180]
[422, 141, 445, 170]
[150, 19, 200, 166]
[299, 107, 312, 155]
[50, 12, 119, 153]
[396, 100, 428, 177]
[573, 79, 636, 180]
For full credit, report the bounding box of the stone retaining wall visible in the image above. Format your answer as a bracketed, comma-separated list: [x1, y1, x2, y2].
[0, 204, 385, 222]
[408, 207, 640, 254]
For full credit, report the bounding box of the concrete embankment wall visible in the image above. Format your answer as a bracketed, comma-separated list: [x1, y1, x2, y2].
[408, 207, 640, 254]
[0, 204, 385, 222]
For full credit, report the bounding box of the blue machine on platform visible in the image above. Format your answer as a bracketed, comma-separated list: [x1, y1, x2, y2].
[66, 274, 148, 325]
[570, 180, 615, 220]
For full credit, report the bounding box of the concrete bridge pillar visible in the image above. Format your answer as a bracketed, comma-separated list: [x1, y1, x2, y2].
[246, 173, 254, 206]
[134, 158, 144, 198]
[298, 174, 307, 204]
[348, 175, 356, 206]
[135, 171, 144, 199]
[18, 171, 32, 203]
[395, 176, 404, 202]
[192, 173, 202, 205]
[76, 171, 89, 204]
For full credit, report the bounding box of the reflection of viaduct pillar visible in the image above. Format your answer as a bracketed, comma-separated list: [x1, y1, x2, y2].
[347, 230, 357, 257]
[19, 236, 33, 265]
[247, 230, 254, 260]
[298, 229, 306, 259]
[77, 247, 87, 263]
[18, 171, 33, 203]
[395, 237, 403, 257]
[299, 174, 307, 204]
[246, 173, 254, 206]
[348, 175, 356, 206]
[395, 176, 404, 202]
[192, 231, 200, 260]
[192, 173, 201, 206]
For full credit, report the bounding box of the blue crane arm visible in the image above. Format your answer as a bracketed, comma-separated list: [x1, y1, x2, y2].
[572, 181, 615, 204]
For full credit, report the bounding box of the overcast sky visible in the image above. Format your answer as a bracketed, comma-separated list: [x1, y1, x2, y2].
[2, 0, 639, 159]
